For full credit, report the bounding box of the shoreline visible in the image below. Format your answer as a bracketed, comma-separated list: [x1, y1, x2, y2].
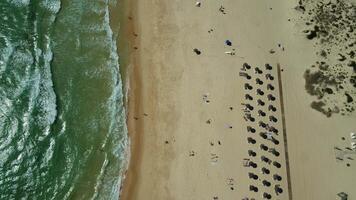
[117, 0, 141, 199]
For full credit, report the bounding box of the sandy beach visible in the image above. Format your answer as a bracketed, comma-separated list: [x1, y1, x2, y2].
[120, 0, 356, 199]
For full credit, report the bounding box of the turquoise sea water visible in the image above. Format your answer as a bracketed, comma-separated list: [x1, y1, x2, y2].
[0, 0, 128, 199]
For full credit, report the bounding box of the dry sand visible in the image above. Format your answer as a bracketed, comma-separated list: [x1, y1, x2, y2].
[120, 0, 356, 199]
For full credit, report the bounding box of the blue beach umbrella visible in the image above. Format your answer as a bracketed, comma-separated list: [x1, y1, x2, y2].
[225, 40, 232, 46]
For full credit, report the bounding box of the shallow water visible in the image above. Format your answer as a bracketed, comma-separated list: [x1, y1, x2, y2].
[0, 0, 127, 199]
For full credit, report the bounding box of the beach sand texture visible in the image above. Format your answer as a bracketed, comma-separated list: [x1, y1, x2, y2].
[120, 0, 356, 199]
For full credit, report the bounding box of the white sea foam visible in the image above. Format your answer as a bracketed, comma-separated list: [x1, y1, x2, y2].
[40, 0, 61, 14]
[7, 0, 30, 7]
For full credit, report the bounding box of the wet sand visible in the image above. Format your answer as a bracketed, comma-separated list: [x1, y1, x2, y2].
[120, 0, 356, 199]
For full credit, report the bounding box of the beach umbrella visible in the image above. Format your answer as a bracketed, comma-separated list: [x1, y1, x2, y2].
[269, 148, 280, 157]
[258, 110, 266, 117]
[249, 161, 258, 168]
[266, 73, 274, 80]
[260, 143, 269, 151]
[257, 99, 265, 106]
[259, 121, 267, 128]
[225, 40, 232, 46]
[248, 150, 257, 157]
[262, 180, 271, 187]
[261, 156, 271, 164]
[193, 48, 201, 55]
[268, 105, 277, 112]
[267, 84, 275, 90]
[248, 172, 258, 179]
[265, 63, 273, 70]
[261, 167, 270, 174]
[255, 67, 263, 74]
[272, 137, 280, 145]
[257, 89, 265, 96]
[247, 126, 256, 133]
[245, 104, 254, 111]
[273, 174, 282, 181]
[256, 78, 264, 85]
[269, 126, 278, 134]
[269, 115, 278, 123]
[245, 94, 253, 100]
[273, 161, 282, 168]
[249, 185, 258, 192]
[244, 83, 253, 90]
[247, 115, 255, 122]
[242, 63, 251, 70]
[263, 192, 272, 199]
[247, 137, 256, 144]
[267, 94, 276, 101]
[275, 185, 283, 194]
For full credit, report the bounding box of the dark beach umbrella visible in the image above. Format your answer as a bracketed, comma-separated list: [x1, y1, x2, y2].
[269, 115, 278, 123]
[262, 180, 271, 187]
[260, 132, 268, 139]
[249, 185, 259, 192]
[263, 192, 272, 199]
[193, 48, 201, 55]
[256, 78, 264, 85]
[269, 148, 280, 157]
[243, 63, 251, 70]
[261, 167, 270, 174]
[247, 137, 256, 144]
[244, 83, 253, 90]
[247, 116, 255, 122]
[225, 40, 232, 46]
[245, 104, 254, 111]
[266, 73, 274, 80]
[273, 161, 282, 168]
[267, 84, 275, 90]
[248, 172, 258, 180]
[257, 99, 265, 106]
[269, 126, 278, 134]
[275, 185, 283, 194]
[271, 137, 280, 145]
[267, 94, 276, 101]
[255, 67, 263, 74]
[248, 150, 257, 157]
[257, 89, 265, 96]
[258, 110, 266, 117]
[249, 161, 258, 168]
[247, 126, 256, 133]
[245, 94, 253, 100]
[273, 174, 282, 181]
[265, 63, 273, 70]
[261, 155, 271, 164]
[259, 121, 267, 128]
[268, 105, 277, 112]
[260, 143, 269, 151]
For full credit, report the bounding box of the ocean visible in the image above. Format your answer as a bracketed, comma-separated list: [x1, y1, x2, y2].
[0, 0, 128, 199]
